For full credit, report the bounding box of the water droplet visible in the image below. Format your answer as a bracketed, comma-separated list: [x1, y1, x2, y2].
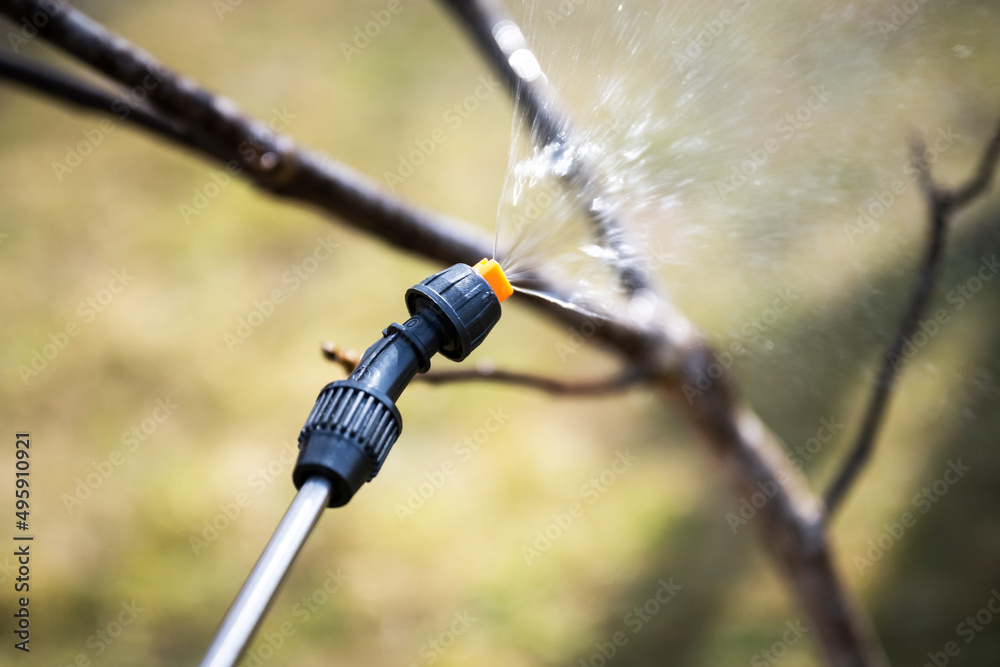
[628, 288, 658, 324]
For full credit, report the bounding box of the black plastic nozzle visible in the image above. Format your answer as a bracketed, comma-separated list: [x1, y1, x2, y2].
[293, 262, 505, 506]
[405, 264, 502, 361]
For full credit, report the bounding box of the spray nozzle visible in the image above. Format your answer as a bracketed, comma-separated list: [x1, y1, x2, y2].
[473, 258, 514, 303]
[293, 260, 508, 506]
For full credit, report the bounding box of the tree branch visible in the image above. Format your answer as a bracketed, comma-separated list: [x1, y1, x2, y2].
[321, 341, 645, 395]
[823, 117, 1000, 521]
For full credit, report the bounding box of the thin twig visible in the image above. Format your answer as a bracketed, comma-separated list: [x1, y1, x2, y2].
[824, 117, 1000, 521]
[951, 120, 1000, 208]
[322, 340, 644, 395]
[320, 341, 361, 374]
[417, 366, 643, 394]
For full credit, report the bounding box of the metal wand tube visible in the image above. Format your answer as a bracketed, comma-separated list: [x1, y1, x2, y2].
[199, 476, 333, 667]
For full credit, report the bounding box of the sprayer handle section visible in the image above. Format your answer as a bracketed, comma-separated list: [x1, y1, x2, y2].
[293, 381, 402, 507]
[292, 260, 509, 508]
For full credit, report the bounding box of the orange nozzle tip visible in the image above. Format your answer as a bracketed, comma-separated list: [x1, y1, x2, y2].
[473, 258, 513, 303]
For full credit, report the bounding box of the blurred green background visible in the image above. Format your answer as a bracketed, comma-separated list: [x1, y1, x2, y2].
[1, 0, 1000, 665]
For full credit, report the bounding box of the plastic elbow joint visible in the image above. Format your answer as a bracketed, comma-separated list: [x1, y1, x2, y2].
[292, 260, 511, 506]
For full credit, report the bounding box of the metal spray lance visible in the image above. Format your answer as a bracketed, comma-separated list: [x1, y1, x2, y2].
[200, 259, 513, 667]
